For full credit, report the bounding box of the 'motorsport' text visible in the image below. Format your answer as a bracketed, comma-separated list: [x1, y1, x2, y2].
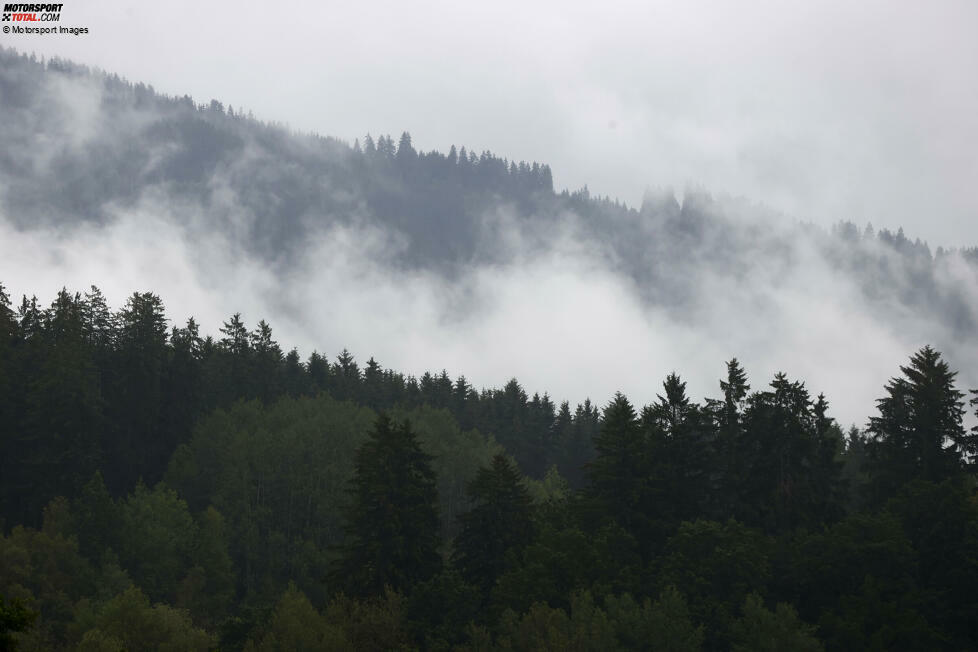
[2, 4, 63, 21]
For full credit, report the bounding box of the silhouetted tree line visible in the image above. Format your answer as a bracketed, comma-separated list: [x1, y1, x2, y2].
[0, 284, 589, 527]
[2, 284, 977, 650]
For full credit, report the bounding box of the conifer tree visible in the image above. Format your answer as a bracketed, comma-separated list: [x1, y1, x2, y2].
[867, 346, 969, 496]
[968, 389, 978, 465]
[644, 374, 712, 527]
[396, 131, 416, 165]
[0, 283, 22, 523]
[722, 373, 845, 532]
[333, 415, 441, 596]
[452, 455, 535, 593]
[587, 393, 645, 533]
[113, 292, 169, 487]
[709, 359, 750, 518]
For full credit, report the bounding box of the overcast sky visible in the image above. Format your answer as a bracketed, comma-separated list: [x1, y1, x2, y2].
[8, 0, 977, 246]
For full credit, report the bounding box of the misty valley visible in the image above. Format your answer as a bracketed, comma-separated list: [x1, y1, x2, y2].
[2, 45, 978, 651]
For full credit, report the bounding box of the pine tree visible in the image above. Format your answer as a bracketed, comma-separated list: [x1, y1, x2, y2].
[250, 320, 283, 403]
[333, 415, 441, 596]
[719, 358, 749, 430]
[452, 455, 535, 593]
[643, 374, 712, 527]
[396, 131, 416, 165]
[709, 359, 750, 518]
[968, 389, 978, 466]
[737, 373, 843, 531]
[0, 283, 23, 525]
[219, 313, 249, 356]
[587, 393, 645, 533]
[362, 356, 384, 407]
[19, 289, 103, 521]
[867, 346, 969, 496]
[164, 318, 204, 448]
[333, 349, 360, 400]
[112, 292, 169, 487]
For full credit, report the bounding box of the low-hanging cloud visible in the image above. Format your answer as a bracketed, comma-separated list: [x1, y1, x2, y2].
[2, 47, 976, 431]
[3, 186, 976, 431]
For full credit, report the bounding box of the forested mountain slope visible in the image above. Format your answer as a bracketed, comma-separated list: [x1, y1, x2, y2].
[2, 46, 978, 650]
[1, 46, 976, 333]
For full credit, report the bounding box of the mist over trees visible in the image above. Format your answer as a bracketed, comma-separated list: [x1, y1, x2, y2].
[2, 45, 978, 650]
[1, 45, 976, 342]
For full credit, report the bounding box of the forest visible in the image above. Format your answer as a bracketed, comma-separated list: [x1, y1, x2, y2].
[2, 44, 978, 651]
[1, 284, 976, 650]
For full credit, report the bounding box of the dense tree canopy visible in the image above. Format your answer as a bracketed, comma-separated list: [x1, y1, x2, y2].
[1, 293, 976, 651]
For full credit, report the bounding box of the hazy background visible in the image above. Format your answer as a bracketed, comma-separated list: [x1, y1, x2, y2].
[7, 0, 978, 244]
[1, 2, 976, 429]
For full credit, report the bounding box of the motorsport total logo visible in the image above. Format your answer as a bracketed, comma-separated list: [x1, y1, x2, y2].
[2, 3, 64, 21]
[3, 2, 88, 34]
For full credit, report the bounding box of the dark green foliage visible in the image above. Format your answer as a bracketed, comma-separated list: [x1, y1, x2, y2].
[405, 569, 481, 650]
[117, 483, 197, 603]
[604, 587, 705, 651]
[176, 506, 237, 628]
[320, 588, 415, 651]
[70, 472, 121, 562]
[586, 393, 646, 534]
[495, 591, 618, 651]
[333, 415, 442, 596]
[730, 593, 822, 652]
[642, 374, 715, 542]
[0, 281, 975, 649]
[491, 523, 642, 617]
[73, 585, 214, 651]
[0, 594, 37, 651]
[706, 359, 749, 519]
[109, 292, 168, 491]
[453, 455, 535, 594]
[884, 480, 978, 648]
[243, 583, 338, 651]
[734, 373, 845, 532]
[16, 290, 103, 525]
[867, 346, 970, 498]
[784, 511, 939, 649]
[166, 396, 375, 604]
[0, 284, 21, 532]
[0, 503, 96, 648]
[655, 520, 771, 647]
[0, 284, 583, 537]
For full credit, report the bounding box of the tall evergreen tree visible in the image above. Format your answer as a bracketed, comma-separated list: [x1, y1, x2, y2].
[452, 455, 535, 594]
[969, 389, 978, 465]
[587, 393, 645, 534]
[0, 283, 22, 524]
[708, 359, 750, 518]
[20, 290, 103, 521]
[738, 373, 843, 532]
[396, 131, 416, 166]
[111, 292, 169, 488]
[250, 320, 283, 403]
[643, 374, 713, 529]
[867, 346, 969, 497]
[333, 415, 441, 596]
